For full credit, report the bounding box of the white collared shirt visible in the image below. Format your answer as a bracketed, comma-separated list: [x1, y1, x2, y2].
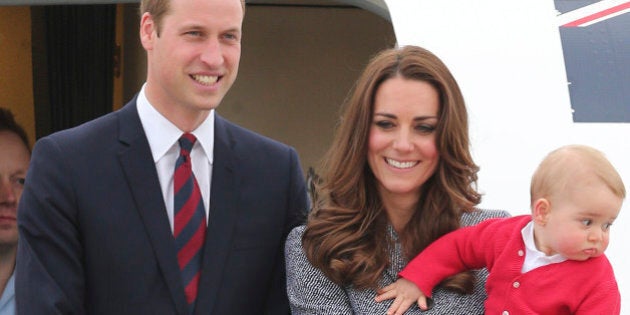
[521, 221, 567, 273]
[136, 84, 214, 232]
[0, 271, 15, 315]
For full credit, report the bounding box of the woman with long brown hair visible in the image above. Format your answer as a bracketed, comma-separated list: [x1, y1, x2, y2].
[285, 45, 509, 314]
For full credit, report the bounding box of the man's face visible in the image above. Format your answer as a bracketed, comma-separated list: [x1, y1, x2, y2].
[0, 131, 30, 248]
[140, 0, 243, 127]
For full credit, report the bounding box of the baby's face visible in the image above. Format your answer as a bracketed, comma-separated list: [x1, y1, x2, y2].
[537, 181, 622, 261]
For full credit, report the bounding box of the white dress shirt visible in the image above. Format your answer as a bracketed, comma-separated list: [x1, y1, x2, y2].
[0, 271, 15, 315]
[136, 84, 214, 232]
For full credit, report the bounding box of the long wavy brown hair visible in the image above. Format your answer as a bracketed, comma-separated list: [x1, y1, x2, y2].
[302, 45, 481, 291]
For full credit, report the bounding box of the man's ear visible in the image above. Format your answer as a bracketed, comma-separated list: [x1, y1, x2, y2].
[140, 12, 156, 50]
[532, 198, 551, 226]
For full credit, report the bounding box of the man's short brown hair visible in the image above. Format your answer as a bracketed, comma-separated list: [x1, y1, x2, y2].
[139, 0, 245, 36]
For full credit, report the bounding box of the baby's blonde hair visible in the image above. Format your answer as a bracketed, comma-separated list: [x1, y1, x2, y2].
[530, 144, 625, 207]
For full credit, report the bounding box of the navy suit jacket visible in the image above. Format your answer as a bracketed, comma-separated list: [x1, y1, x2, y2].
[16, 99, 308, 314]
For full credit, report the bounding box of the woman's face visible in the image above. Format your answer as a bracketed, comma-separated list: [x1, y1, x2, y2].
[367, 76, 440, 204]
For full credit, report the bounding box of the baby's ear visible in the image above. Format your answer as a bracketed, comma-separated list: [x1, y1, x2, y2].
[532, 198, 550, 226]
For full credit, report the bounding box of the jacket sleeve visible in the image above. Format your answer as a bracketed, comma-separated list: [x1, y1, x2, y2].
[265, 147, 309, 314]
[285, 226, 353, 315]
[16, 136, 86, 314]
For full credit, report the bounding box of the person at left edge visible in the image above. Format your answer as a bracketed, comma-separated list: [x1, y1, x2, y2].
[15, 0, 308, 314]
[0, 108, 31, 315]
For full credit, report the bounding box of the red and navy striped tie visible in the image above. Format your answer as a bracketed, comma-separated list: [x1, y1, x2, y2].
[174, 133, 206, 312]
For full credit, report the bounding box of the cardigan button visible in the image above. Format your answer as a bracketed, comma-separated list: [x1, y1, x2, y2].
[518, 250, 524, 256]
[513, 281, 520, 288]
[502, 311, 509, 315]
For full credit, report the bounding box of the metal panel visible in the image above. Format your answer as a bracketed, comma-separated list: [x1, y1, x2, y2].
[556, 0, 630, 123]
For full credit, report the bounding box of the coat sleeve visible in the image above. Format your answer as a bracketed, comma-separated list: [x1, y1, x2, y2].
[265, 147, 309, 314]
[285, 226, 354, 315]
[16, 136, 86, 314]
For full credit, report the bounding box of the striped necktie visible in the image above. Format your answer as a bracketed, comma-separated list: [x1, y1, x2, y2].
[174, 133, 207, 311]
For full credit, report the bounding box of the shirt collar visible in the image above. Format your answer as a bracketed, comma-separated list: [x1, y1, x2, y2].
[521, 220, 567, 265]
[0, 271, 14, 307]
[137, 84, 214, 164]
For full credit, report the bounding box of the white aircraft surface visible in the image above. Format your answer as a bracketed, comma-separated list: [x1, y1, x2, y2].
[383, 0, 630, 312]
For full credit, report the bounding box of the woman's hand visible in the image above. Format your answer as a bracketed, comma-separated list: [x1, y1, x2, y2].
[375, 278, 431, 314]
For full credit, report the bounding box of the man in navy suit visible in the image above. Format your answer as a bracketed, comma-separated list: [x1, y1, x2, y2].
[15, 0, 308, 314]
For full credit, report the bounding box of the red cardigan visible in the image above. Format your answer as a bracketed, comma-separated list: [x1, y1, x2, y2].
[399, 215, 620, 314]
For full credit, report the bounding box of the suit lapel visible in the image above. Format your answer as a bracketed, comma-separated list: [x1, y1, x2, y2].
[195, 115, 239, 314]
[116, 102, 189, 315]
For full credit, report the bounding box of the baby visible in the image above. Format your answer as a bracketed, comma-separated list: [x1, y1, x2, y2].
[375, 144, 625, 314]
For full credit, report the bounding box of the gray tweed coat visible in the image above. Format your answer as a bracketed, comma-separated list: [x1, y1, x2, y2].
[285, 209, 511, 314]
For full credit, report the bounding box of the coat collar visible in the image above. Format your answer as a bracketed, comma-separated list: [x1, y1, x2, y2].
[116, 100, 190, 314]
[194, 114, 239, 314]
[117, 101, 241, 314]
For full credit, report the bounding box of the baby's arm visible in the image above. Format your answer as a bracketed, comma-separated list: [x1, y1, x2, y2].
[375, 278, 431, 315]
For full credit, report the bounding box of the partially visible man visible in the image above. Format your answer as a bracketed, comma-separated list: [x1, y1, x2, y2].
[15, 0, 308, 314]
[0, 108, 30, 315]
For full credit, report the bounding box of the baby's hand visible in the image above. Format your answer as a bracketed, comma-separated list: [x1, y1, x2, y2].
[375, 278, 430, 315]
